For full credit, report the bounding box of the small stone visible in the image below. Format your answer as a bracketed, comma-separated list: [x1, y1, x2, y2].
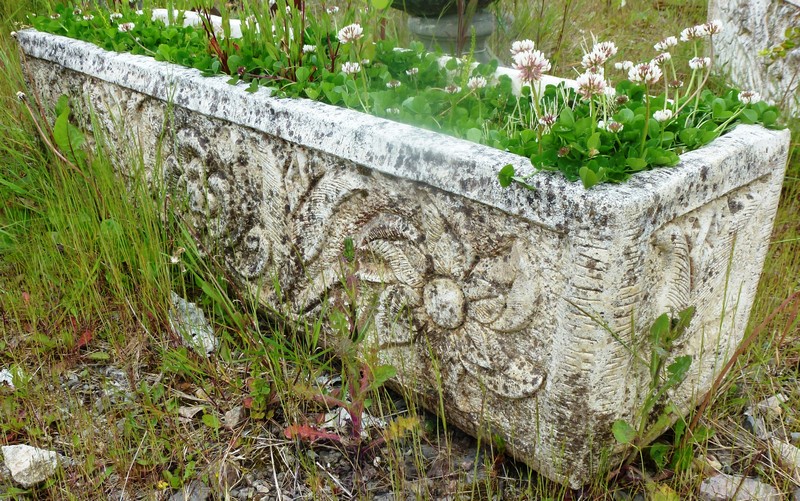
[169, 479, 212, 501]
[0, 369, 14, 389]
[699, 473, 780, 500]
[743, 411, 769, 439]
[169, 292, 218, 355]
[757, 394, 787, 420]
[771, 438, 800, 481]
[224, 406, 245, 429]
[793, 486, 800, 501]
[1, 444, 59, 488]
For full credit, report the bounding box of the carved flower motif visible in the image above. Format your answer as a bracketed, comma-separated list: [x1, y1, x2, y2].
[354, 202, 547, 399]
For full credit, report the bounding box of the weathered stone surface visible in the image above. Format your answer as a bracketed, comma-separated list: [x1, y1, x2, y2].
[709, 0, 800, 115]
[16, 28, 790, 487]
[1, 444, 59, 488]
[699, 473, 781, 500]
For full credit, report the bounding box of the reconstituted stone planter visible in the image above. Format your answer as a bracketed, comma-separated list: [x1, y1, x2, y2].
[16, 28, 790, 487]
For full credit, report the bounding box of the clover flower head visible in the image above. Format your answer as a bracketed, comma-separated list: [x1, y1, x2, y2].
[10, 31, 17, 38]
[576, 71, 607, 99]
[16, 91, 26, 101]
[581, 49, 608, 70]
[606, 120, 624, 133]
[652, 52, 671, 65]
[593, 41, 618, 59]
[405, 67, 419, 76]
[604, 86, 617, 98]
[654, 36, 678, 51]
[669, 79, 684, 88]
[73, 8, 82, 15]
[302, 44, 316, 53]
[510, 39, 535, 56]
[135, 10, 144, 15]
[628, 62, 662, 85]
[704, 20, 723, 35]
[739, 90, 761, 104]
[538, 114, 557, 129]
[285, 5, 293, 14]
[616, 95, 630, 105]
[118, 22, 135, 33]
[110, 12, 123, 21]
[557, 146, 571, 157]
[326, 5, 340, 14]
[82, 14, 94, 21]
[512, 49, 551, 83]
[386, 107, 400, 115]
[50, 13, 61, 19]
[653, 109, 673, 122]
[386, 80, 401, 89]
[445, 84, 461, 94]
[337, 23, 363, 44]
[341, 61, 361, 74]
[467, 76, 488, 90]
[680, 24, 708, 42]
[688, 56, 711, 70]
[614, 60, 634, 71]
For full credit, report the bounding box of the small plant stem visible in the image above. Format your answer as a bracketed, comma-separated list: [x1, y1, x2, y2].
[640, 85, 650, 159]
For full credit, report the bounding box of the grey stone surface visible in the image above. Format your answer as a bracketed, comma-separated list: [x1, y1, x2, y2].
[1, 444, 59, 488]
[16, 29, 790, 487]
[169, 292, 218, 355]
[709, 0, 800, 115]
[699, 473, 780, 500]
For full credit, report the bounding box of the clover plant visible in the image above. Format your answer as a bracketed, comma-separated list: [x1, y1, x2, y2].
[26, 3, 781, 188]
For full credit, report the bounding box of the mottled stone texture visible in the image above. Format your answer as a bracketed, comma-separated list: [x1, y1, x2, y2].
[709, 0, 800, 115]
[17, 30, 790, 487]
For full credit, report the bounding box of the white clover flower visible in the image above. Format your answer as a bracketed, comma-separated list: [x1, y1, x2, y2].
[337, 23, 363, 44]
[326, 5, 340, 14]
[386, 80, 401, 88]
[285, 5, 293, 14]
[118, 22, 135, 33]
[50, 13, 61, 19]
[445, 84, 461, 94]
[606, 120, 624, 133]
[669, 79, 684, 88]
[652, 52, 671, 64]
[269, 0, 277, 5]
[654, 36, 678, 51]
[680, 24, 708, 42]
[510, 39, 535, 56]
[614, 60, 634, 71]
[704, 20, 723, 35]
[593, 41, 618, 59]
[10, 31, 17, 38]
[16, 91, 26, 101]
[604, 86, 617, 98]
[538, 113, 556, 129]
[576, 71, 607, 99]
[73, 8, 82, 15]
[628, 62, 662, 85]
[135, 9, 144, 15]
[405, 67, 419, 76]
[688, 56, 711, 70]
[467, 76, 488, 90]
[109, 12, 123, 21]
[653, 109, 673, 122]
[341, 61, 361, 74]
[581, 49, 608, 70]
[512, 49, 551, 83]
[739, 90, 761, 104]
[302, 44, 316, 53]
[82, 14, 94, 21]
[386, 107, 400, 114]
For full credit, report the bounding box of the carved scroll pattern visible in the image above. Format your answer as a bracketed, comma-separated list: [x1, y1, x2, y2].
[286, 162, 563, 400]
[649, 179, 768, 337]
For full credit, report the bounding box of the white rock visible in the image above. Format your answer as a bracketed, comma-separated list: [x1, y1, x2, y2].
[771, 437, 800, 481]
[699, 473, 780, 500]
[169, 292, 218, 355]
[0, 369, 14, 388]
[224, 405, 245, 430]
[1, 444, 59, 488]
[757, 394, 787, 420]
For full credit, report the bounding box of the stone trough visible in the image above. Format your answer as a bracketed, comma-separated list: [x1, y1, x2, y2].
[15, 25, 790, 487]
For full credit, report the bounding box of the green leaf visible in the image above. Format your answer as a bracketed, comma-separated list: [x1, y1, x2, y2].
[665, 355, 692, 387]
[202, 413, 221, 430]
[498, 164, 515, 188]
[579, 166, 598, 189]
[649, 442, 672, 469]
[613, 108, 635, 124]
[295, 66, 311, 83]
[558, 107, 575, 127]
[650, 313, 670, 344]
[371, 0, 392, 9]
[625, 157, 648, 171]
[465, 128, 483, 143]
[612, 419, 636, 444]
[371, 365, 397, 388]
[586, 132, 601, 150]
[88, 351, 111, 361]
[678, 128, 699, 146]
[741, 108, 758, 124]
[762, 110, 778, 126]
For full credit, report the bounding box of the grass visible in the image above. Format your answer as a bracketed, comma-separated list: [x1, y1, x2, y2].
[1, 0, 799, 499]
